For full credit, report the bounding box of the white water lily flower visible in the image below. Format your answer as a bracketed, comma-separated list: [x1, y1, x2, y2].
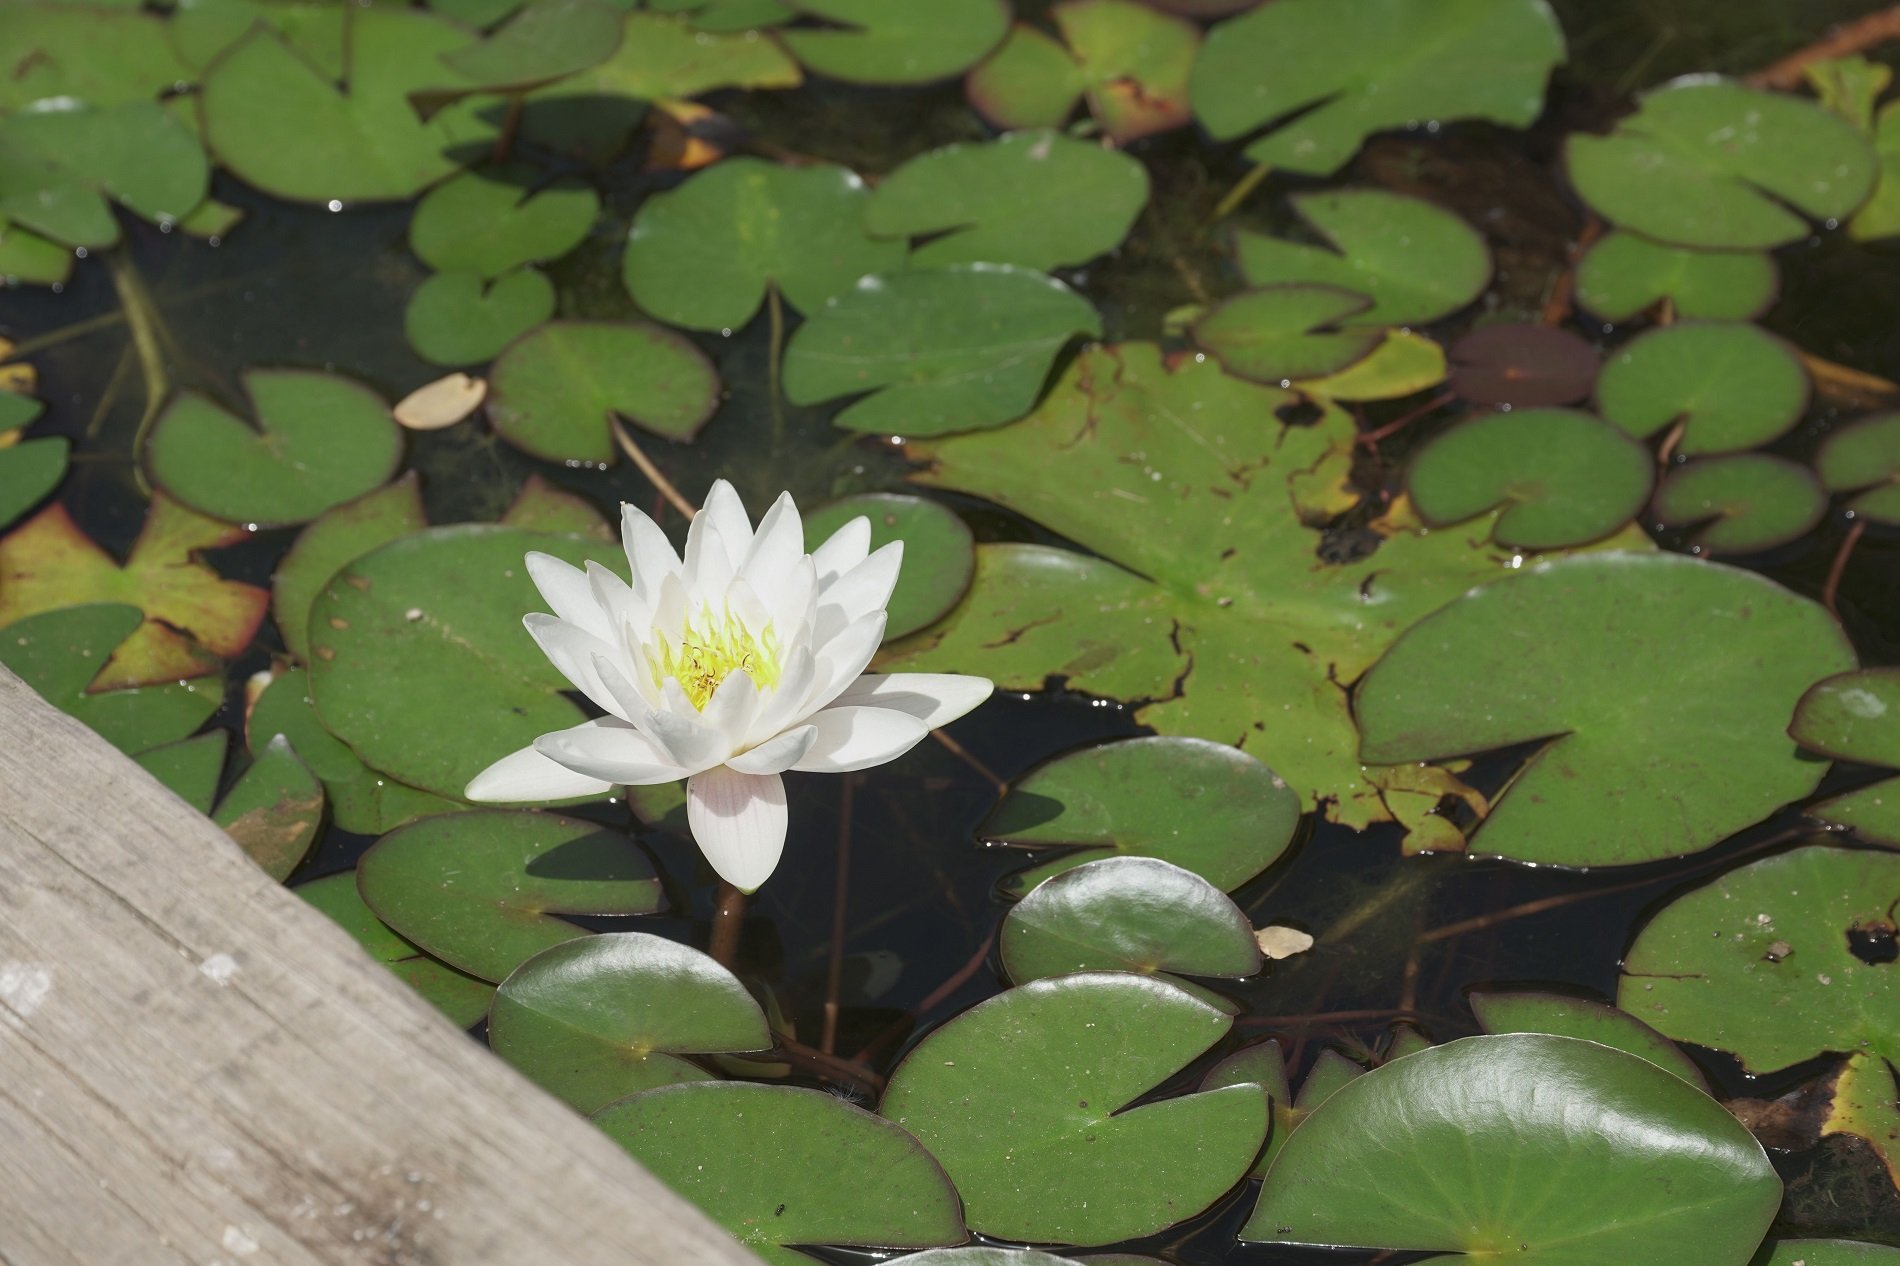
[465, 480, 993, 893]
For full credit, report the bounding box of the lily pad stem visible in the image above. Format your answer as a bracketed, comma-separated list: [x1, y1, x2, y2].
[709, 879, 745, 968]
[1209, 162, 1273, 225]
[767, 281, 786, 452]
[1823, 518, 1865, 617]
[107, 250, 175, 496]
[609, 415, 698, 521]
[820, 774, 854, 1055]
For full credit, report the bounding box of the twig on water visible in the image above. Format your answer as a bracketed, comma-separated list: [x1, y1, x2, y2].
[850, 928, 998, 1066]
[928, 728, 1005, 792]
[610, 415, 698, 521]
[1747, 5, 1900, 90]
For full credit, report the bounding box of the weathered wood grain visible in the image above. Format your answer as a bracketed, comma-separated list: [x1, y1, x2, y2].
[0, 665, 762, 1266]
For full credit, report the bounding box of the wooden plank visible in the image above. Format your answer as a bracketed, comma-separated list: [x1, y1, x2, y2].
[0, 665, 763, 1266]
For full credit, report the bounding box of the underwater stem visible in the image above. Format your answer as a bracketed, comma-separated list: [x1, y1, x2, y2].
[709, 880, 746, 968]
[106, 249, 174, 495]
[1209, 162, 1273, 224]
[766, 281, 786, 452]
[1823, 519, 1866, 618]
[820, 775, 854, 1056]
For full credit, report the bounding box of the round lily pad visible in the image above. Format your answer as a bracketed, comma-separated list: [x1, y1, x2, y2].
[1619, 844, 1900, 1072]
[1468, 989, 1708, 1089]
[432, 0, 621, 95]
[216, 734, 324, 881]
[595, 1082, 965, 1266]
[1406, 407, 1654, 550]
[783, 264, 1101, 436]
[1294, 329, 1448, 402]
[880, 972, 1268, 1246]
[487, 320, 721, 461]
[404, 268, 556, 367]
[489, 932, 769, 1114]
[1242, 1034, 1780, 1263]
[1653, 454, 1827, 554]
[802, 494, 973, 640]
[779, 0, 1010, 86]
[622, 157, 903, 332]
[0, 100, 207, 249]
[1596, 322, 1809, 456]
[1234, 189, 1490, 326]
[296, 872, 496, 1028]
[305, 524, 624, 798]
[145, 369, 404, 527]
[0, 436, 68, 530]
[1192, 284, 1383, 383]
[965, 24, 1080, 132]
[863, 130, 1148, 271]
[1791, 668, 1900, 845]
[1000, 856, 1259, 989]
[1566, 79, 1877, 250]
[1356, 552, 1857, 866]
[409, 166, 600, 279]
[1447, 323, 1599, 407]
[982, 735, 1301, 895]
[1754, 1242, 1900, 1266]
[273, 474, 426, 665]
[966, 1, 1198, 143]
[1574, 231, 1779, 323]
[1817, 412, 1900, 525]
[358, 810, 664, 984]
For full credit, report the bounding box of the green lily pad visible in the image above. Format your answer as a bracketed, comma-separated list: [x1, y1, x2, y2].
[1853, 102, 1900, 242]
[1407, 407, 1654, 550]
[779, 0, 1009, 86]
[783, 264, 1101, 436]
[1295, 329, 1448, 402]
[274, 473, 426, 665]
[0, 101, 208, 249]
[1200, 1040, 1295, 1177]
[1000, 856, 1259, 991]
[296, 872, 496, 1028]
[803, 494, 974, 640]
[1791, 668, 1900, 845]
[1234, 190, 1490, 325]
[169, 0, 349, 78]
[1653, 454, 1827, 554]
[879, 342, 1529, 837]
[0, 605, 219, 756]
[1620, 844, 1900, 1072]
[199, 8, 496, 203]
[621, 157, 903, 332]
[1191, 0, 1564, 176]
[0, 436, 66, 530]
[487, 320, 721, 461]
[1822, 1049, 1900, 1190]
[216, 734, 324, 882]
[863, 131, 1148, 271]
[135, 731, 229, 815]
[982, 736, 1299, 895]
[649, 0, 794, 33]
[1596, 322, 1809, 456]
[1566, 79, 1877, 250]
[410, 166, 600, 279]
[881, 972, 1268, 1245]
[1807, 55, 1891, 132]
[1574, 231, 1779, 323]
[146, 369, 405, 528]
[1242, 1034, 1780, 1263]
[405, 268, 557, 367]
[0, 224, 74, 286]
[306, 524, 625, 799]
[1193, 284, 1382, 383]
[249, 668, 463, 835]
[966, 1, 1198, 143]
[1754, 1241, 1900, 1266]
[432, 0, 622, 94]
[1356, 552, 1856, 866]
[595, 1082, 965, 1266]
[489, 932, 770, 1114]
[0, 5, 192, 112]
[1468, 989, 1708, 1089]
[1817, 412, 1900, 525]
[498, 475, 611, 540]
[358, 810, 663, 983]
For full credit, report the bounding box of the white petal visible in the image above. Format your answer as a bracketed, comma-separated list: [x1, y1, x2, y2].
[824, 673, 994, 730]
[739, 492, 804, 598]
[806, 611, 888, 713]
[688, 479, 752, 573]
[592, 656, 727, 772]
[747, 642, 818, 745]
[811, 515, 871, 586]
[726, 725, 816, 775]
[533, 718, 689, 786]
[791, 706, 930, 773]
[698, 669, 760, 746]
[466, 744, 614, 802]
[814, 541, 902, 646]
[683, 519, 734, 598]
[524, 614, 624, 717]
[687, 767, 787, 892]
[620, 502, 682, 599]
[526, 553, 614, 643]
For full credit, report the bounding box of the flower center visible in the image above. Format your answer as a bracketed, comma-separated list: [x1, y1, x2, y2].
[655, 604, 781, 710]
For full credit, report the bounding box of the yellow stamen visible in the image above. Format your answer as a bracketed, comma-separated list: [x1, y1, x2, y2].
[654, 604, 781, 710]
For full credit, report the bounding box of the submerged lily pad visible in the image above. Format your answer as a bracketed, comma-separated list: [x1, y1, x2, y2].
[1447, 323, 1599, 407]
[1356, 552, 1856, 866]
[409, 166, 600, 279]
[1619, 844, 1900, 1071]
[216, 734, 324, 881]
[596, 1082, 965, 1266]
[863, 131, 1148, 271]
[881, 972, 1267, 1245]
[296, 872, 495, 1027]
[1234, 190, 1490, 325]
[1191, 0, 1564, 175]
[1754, 1241, 1900, 1265]
[358, 810, 663, 983]
[622, 158, 902, 332]
[1243, 1034, 1780, 1264]
[1468, 989, 1708, 1089]
[1407, 408, 1654, 550]
[803, 494, 973, 640]
[1790, 668, 1900, 845]
[1192, 285, 1383, 383]
[1574, 231, 1779, 322]
[981, 736, 1299, 894]
[784, 265, 1101, 436]
[1817, 413, 1900, 524]
[0, 101, 208, 249]
[487, 320, 721, 461]
[966, 1, 1198, 142]
[405, 268, 556, 366]
[146, 370, 405, 527]
[1653, 455, 1827, 554]
[1566, 79, 1877, 249]
[489, 932, 769, 1113]
[1596, 322, 1809, 456]
[780, 0, 1009, 86]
